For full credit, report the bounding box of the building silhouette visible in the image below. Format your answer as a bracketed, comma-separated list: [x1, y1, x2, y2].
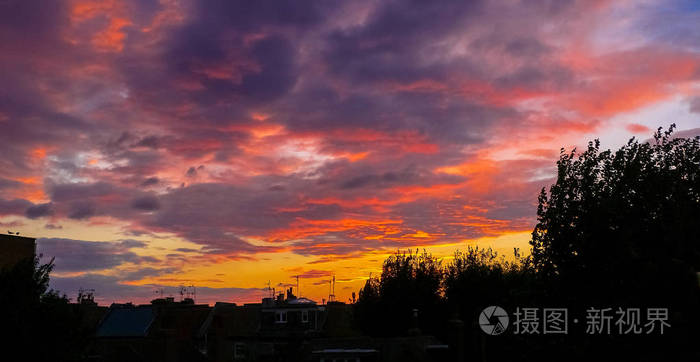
[0, 233, 36, 270]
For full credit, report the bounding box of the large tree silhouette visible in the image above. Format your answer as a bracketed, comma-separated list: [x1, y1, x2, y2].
[356, 126, 699, 361]
[529, 125, 700, 360]
[531, 125, 699, 300]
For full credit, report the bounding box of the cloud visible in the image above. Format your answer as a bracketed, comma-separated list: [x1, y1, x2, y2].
[68, 202, 97, 220]
[131, 195, 160, 211]
[174, 248, 200, 253]
[49, 273, 265, 304]
[25, 202, 53, 219]
[0, 178, 20, 190]
[291, 269, 333, 279]
[1, 0, 699, 303]
[37, 238, 153, 273]
[141, 177, 160, 186]
[0, 198, 32, 216]
[340, 169, 422, 189]
[626, 123, 651, 134]
[185, 165, 203, 178]
[690, 97, 700, 114]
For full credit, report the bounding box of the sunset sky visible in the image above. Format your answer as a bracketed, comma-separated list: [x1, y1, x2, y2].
[1, 0, 700, 304]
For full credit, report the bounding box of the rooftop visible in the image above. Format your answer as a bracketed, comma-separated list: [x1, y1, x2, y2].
[96, 305, 155, 337]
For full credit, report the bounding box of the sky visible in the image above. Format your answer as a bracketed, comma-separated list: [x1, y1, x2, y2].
[1, 0, 699, 305]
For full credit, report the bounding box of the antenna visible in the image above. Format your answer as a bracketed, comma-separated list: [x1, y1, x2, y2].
[77, 288, 96, 305]
[328, 275, 336, 302]
[179, 284, 196, 302]
[296, 275, 300, 297]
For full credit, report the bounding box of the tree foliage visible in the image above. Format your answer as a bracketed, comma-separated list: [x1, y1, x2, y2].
[531, 125, 700, 306]
[0, 256, 87, 361]
[355, 249, 445, 337]
[443, 246, 534, 310]
[357, 126, 700, 361]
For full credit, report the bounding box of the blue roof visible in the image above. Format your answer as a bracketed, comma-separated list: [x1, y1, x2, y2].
[97, 306, 155, 337]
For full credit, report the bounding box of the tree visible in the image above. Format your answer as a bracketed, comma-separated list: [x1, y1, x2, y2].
[442, 247, 542, 361]
[530, 125, 700, 360]
[355, 249, 446, 337]
[531, 126, 699, 295]
[443, 246, 534, 312]
[0, 256, 86, 361]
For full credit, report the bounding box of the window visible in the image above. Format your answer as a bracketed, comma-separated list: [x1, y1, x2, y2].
[233, 342, 247, 360]
[275, 311, 287, 323]
[301, 310, 309, 323]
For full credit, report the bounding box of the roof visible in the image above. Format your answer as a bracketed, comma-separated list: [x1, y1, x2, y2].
[96, 305, 155, 337]
[288, 297, 317, 305]
[312, 349, 378, 353]
[0, 234, 35, 269]
[154, 303, 211, 339]
[199, 302, 261, 338]
[322, 303, 361, 337]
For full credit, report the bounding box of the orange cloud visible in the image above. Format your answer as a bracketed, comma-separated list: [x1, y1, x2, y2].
[626, 123, 651, 134]
[69, 0, 132, 52]
[266, 218, 403, 242]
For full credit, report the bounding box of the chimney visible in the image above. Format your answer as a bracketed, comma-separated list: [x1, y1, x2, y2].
[448, 311, 465, 362]
[286, 287, 296, 301]
[407, 308, 421, 336]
